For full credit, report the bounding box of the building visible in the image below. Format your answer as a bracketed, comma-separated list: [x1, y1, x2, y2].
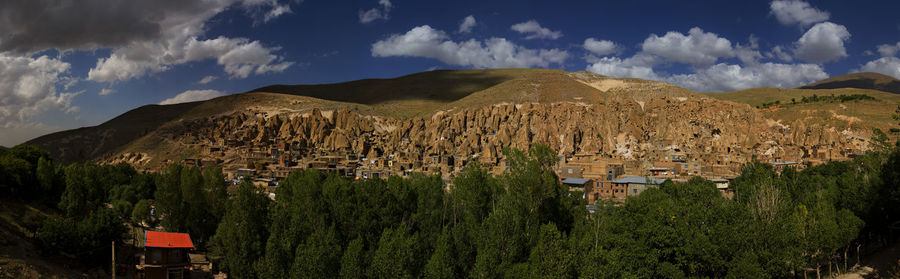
[592, 180, 627, 201]
[612, 176, 665, 197]
[561, 178, 595, 203]
[648, 166, 674, 177]
[137, 231, 194, 279]
[558, 165, 584, 179]
[772, 161, 801, 172]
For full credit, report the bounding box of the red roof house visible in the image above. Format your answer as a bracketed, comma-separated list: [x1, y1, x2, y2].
[138, 231, 194, 279]
[145, 231, 194, 249]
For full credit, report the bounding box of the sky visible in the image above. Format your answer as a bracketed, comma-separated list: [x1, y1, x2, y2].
[1, 0, 900, 146]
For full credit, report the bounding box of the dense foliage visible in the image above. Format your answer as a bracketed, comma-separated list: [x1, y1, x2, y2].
[2, 142, 899, 277]
[758, 93, 877, 108]
[204, 144, 899, 278]
[0, 145, 227, 267]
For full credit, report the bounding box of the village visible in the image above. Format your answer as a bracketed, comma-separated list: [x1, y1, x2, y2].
[160, 109, 863, 204]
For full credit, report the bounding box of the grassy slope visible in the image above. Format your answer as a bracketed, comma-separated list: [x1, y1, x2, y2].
[252, 68, 562, 119]
[26, 102, 201, 163]
[703, 88, 900, 131]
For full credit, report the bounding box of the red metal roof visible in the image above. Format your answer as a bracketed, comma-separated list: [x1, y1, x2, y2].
[145, 231, 194, 249]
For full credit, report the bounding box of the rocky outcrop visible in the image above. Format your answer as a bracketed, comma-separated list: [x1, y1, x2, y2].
[118, 93, 866, 175]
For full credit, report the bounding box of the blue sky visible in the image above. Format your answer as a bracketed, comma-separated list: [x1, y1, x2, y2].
[1, 0, 899, 146]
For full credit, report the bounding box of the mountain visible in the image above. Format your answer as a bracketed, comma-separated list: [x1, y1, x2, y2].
[799, 72, 900, 94]
[25, 69, 897, 178]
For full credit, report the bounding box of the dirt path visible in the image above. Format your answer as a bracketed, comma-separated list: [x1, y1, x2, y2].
[837, 237, 900, 279]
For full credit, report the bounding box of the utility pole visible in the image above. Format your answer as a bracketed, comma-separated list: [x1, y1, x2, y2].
[111, 241, 115, 279]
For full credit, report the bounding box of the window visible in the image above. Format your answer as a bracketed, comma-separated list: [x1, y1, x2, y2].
[633, 189, 638, 193]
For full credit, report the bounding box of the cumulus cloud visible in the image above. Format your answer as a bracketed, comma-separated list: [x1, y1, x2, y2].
[511, 20, 563, 40]
[583, 38, 618, 56]
[876, 42, 900, 57]
[197, 75, 218, 84]
[666, 62, 827, 92]
[459, 15, 477, 33]
[794, 22, 850, 63]
[0, 0, 294, 53]
[0, 54, 79, 130]
[856, 57, 900, 79]
[3, 0, 300, 83]
[159, 89, 227, 105]
[586, 54, 661, 80]
[99, 88, 115, 96]
[585, 26, 829, 92]
[371, 25, 568, 68]
[769, 0, 830, 27]
[359, 0, 392, 23]
[770, 45, 793, 62]
[88, 36, 293, 82]
[641, 27, 734, 67]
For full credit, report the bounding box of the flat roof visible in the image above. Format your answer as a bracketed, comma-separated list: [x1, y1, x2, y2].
[773, 161, 799, 166]
[561, 178, 591, 185]
[612, 176, 665, 184]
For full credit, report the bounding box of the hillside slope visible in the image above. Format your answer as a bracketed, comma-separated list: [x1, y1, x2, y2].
[799, 72, 900, 94]
[25, 68, 898, 172]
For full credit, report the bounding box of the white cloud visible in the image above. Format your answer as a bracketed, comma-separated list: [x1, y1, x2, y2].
[641, 27, 734, 67]
[585, 54, 660, 80]
[371, 25, 568, 68]
[769, 0, 830, 27]
[735, 36, 763, 65]
[197, 75, 218, 84]
[88, 36, 293, 82]
[583, 38, 618, 56]
[99, 88, 115, 96]
[666, 62, 827, 92]
[70, 0, 295, 83]
[510, 20, 563, 40]
[770, 45, 793, 62]
[856, 57, 900, 79]
[159, 89, 227, 105]
[876, 42, 900, 57]
[359, 0, 392, 23]
[794, 22, 850, 63]
[459, 15, 477, 33]
[0, 53, 79, 130]
[585, 26, 829, 92]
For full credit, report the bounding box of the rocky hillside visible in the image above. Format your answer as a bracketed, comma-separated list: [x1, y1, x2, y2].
[26, 69, 897, 177]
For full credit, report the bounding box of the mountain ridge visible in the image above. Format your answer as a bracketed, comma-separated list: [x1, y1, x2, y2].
[799, 72, 900, 94]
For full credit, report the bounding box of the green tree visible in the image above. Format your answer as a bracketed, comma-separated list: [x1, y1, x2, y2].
[131, 199, 155, 227]
[528, 223, 574, 278]
[339, 237, 367, 279]
[209, 181, 270, 279]
[291, 227, 343, 279]
[369, 224, 421, 279]
[423, 229, 455, 279]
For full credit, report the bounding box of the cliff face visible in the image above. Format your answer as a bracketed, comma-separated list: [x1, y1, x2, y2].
[103, 92, 863, 177]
